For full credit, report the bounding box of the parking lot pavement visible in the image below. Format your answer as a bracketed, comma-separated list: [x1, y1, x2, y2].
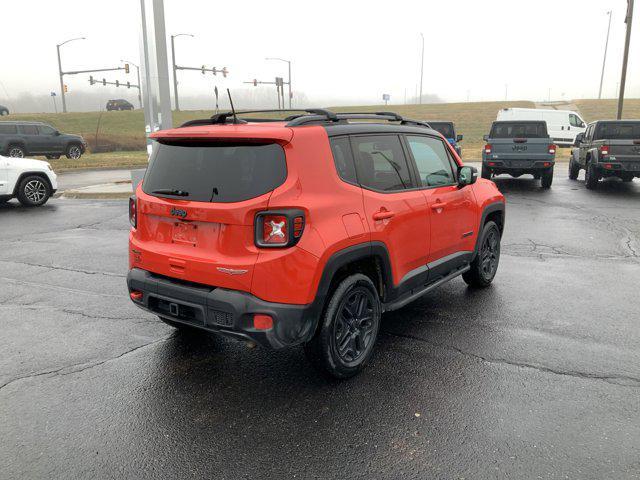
[1, 173, 639, 479]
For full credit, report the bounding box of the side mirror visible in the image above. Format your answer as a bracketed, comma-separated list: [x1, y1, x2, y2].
[456, 134, 464, 142]
[575, 133, 584, 144]
[54, 130, 60, 136]
[458, 165, 478, 187]
[483, 134, 489, 142]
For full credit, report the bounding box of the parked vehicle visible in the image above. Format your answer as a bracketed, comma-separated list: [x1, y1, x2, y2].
[570, 120, 640, 189]
[127, 109, 505, 378]
[428, 121, 463, 157]
[106, 99, 134, 111]
[0, 121, 86, 159]
[497, 108, 586, 147]
[482, 121, 556, 188]
[0, 105, 8, 116]
[0, 155, 57, 206]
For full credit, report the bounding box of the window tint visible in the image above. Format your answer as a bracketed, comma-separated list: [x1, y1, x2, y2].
[490, 122, 547, 138]
[594, 122, 640, 140]
[429, 122, 455, 139]
[143, 141, 287, 203]
[38, 125, 56, 135]
[0, 124, 18, 134]
[351, 135, 413, 191]
[20, 124, 38, 135]
[407, 136, 455, 187]
[569, 114, 583, 128]
[330, 137, 357, 184]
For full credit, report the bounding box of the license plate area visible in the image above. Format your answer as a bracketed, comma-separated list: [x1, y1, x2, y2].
[510, 160, 531, 168]
[149, 296, 204, 325]
[172, 221, 198, 246]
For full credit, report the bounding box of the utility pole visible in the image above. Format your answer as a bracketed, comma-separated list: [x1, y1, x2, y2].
[617, 0, 634, 119]
[56, 36, 85, 113]
[265, 58, 292, 108]
[170, 33, 194, 111]
[419, 33, 424, 104]
[598, 10, 613, 99]
[122, 59, 143, 108]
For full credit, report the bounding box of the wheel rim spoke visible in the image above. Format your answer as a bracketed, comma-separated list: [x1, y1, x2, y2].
[333, 287, 377, 363]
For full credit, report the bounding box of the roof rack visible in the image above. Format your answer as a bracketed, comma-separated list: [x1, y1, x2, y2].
[179, 109, 432, 130]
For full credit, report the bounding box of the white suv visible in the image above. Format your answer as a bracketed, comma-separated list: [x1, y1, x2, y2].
[0, 155, 58, 206]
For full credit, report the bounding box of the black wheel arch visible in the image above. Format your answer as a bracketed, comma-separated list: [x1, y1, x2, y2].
[471, 202, 505, 261]
[6, 142, 27, 155]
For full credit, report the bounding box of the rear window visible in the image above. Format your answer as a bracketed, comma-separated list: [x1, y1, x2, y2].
[0, 124, 17, 134]
[594, 122, 640, 140]
[143, 141, 287, 203]
[429, 122, 455, 139]
[490, 122, 547, 138]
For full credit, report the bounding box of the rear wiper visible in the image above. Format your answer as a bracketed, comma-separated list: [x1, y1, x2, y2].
[152, 189, 189, 196]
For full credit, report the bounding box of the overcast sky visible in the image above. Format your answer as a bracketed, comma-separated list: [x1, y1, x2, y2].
[1, 0, 638, 108]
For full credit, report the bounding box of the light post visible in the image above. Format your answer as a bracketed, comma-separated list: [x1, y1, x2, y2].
[598, 11, 613, 100]
[265, 57, 292, 108]
[121, 59, 142, 108]
[419, 33, 424, 104]
[56, 36, 85, 113]
[617, 0, 634, 119]
[170, 33, 194, 111]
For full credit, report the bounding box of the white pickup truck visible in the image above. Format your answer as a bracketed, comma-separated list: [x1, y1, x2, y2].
[0, 155, 58, 206]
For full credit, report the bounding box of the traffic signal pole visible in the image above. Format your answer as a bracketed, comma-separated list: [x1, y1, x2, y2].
[617, 0, 634, 119]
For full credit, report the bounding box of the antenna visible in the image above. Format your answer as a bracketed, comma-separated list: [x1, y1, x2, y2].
[227, 88, 238, 124]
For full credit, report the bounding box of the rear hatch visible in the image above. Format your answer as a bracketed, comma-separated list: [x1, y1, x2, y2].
[595, 122, 640, 169]
[131, 134, 289, 291]
[487, 122, 553, 164]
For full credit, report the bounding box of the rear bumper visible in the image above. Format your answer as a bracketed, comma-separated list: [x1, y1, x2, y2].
[596, 161, 640, 174]
[127, 268, 317, 349]
[482, 158, 555, 170]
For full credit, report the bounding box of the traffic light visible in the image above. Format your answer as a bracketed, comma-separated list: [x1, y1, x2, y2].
[124, 63, 130, 74]
[89, 76, 94, 85]
[63, 84, 68, 93]
[222, 67, 228, 78]
[115, 80, 119, 87]
[102, 78, 106, 86]
[253, 79, 257, 86]
[127, 81, 130, 89]
[201, 65, 206, 74]
[212, 67, 217, 76]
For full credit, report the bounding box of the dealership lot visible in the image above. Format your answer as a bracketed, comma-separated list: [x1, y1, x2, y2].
[1, 173, 639, 479]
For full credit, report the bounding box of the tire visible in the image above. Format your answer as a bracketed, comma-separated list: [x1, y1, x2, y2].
[585, 161, 599, 190]
[463, 220, 501, 288]
[7, 145, 25, 158]
[46, 155, 61, 160]
[304, 274, 382, 379]
[621, 174, 634, 183]
[65, 143, 83, 160]
[481, 165, 491, 179]
[16, 175, 51, 207]
[0, 109, 8, 116]
[541, 167, 553, 188]
[568, 158, 580, 180]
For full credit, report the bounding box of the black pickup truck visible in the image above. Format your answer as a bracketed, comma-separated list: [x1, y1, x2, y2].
[570, 120, 640, 189]
[482, 121, 556, 188]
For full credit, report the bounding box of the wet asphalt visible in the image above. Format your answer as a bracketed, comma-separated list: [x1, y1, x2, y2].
[1, 170, 639, 479]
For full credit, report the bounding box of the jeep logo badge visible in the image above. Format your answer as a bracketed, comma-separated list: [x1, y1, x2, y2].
[170, 207, 187, 219]
[512, 145, 527, 152]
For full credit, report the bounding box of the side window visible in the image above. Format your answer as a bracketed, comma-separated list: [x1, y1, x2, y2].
[569, 114, 583, 128]
[0, 124, 18, 134]
[19, 124, 38, 135]
[351, 135, 413, 192]
[38, 125, 56, 136]
[586, 125, 594, 141]
[329, 137, 357, 184]
[406, 135, 455, 187]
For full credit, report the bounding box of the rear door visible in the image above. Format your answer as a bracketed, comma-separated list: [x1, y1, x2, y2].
[18, 124, 44, 153]
[488, 122, 550, 164]
[404, 135, 476, 266]
[350, 134, 431, 289]
[595, 122, 640, 169]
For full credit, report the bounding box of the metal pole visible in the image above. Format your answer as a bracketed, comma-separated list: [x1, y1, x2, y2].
[56, 44, 66, 113]
[598, 11, 613, 100]
[136, 65, 142, 108]
[171, 35, 179, 111]
[419, 33, 424, 104]
[52, 95, 58, 114]
[617, 0, 634, 119]
[287, 60, 292, 108]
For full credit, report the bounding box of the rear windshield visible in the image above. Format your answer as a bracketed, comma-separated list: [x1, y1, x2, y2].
[143, 141, 287, 203]
[490, 122, 548, 138]
[429, 122, 454, 139]
[594, 122, 640, 140]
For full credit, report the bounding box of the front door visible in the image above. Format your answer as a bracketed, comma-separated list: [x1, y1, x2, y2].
[18, 124, 44, 154]
[37, 125, 60, 153]
[350, 134, 430, 290]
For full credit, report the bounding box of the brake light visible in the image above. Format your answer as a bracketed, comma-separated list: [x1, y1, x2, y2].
[255, 210, 305, 248]
[600, 145, 610, 156]
[548, 144, 556, 155]
[484, 144, 492, 154]
[253, 314, 273, 330]
[129, 196, 137, 228]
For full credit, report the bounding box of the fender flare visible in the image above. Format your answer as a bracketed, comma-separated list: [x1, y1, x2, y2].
[471, 202, 505, 261]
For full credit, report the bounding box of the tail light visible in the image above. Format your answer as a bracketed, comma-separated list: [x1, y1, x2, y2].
[599, 145, 610, 156]
[255, 210, 305, 248]
[548, 144, 556, 155]
[484, 144, 492, 154]
[129, 196, 137, 228]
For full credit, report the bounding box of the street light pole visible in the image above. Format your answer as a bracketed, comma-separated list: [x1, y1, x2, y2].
[122, 59, 143, 108]
[617, 0, 634, 119]
[171, 33, 194, 111]
[419, 33, 424, 104]
[265, 57, 292, 108]
[56, 36, 85, 113]
[598, 10, 613, 100]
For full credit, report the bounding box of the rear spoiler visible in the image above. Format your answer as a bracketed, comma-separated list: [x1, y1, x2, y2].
[150, 125, 294, 144]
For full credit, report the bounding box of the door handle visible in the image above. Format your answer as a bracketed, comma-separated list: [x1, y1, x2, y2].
[431, 201, 448, 211]
[372, 209, 395, 221]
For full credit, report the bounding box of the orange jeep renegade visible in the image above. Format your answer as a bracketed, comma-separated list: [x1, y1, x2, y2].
[128, 110, 505, 378]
